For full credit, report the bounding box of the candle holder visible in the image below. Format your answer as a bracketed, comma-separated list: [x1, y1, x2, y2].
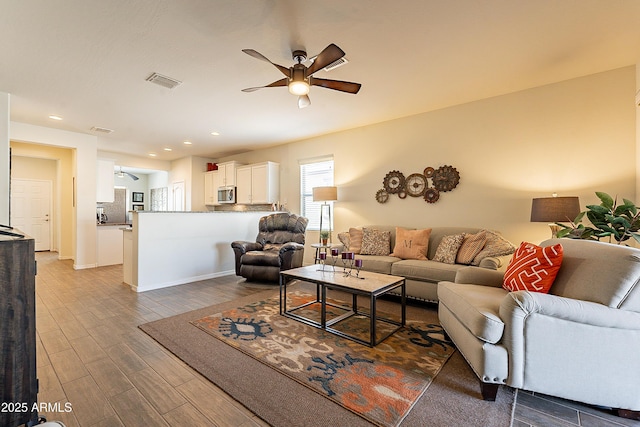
[330, 248, 339, 272]
[341, 252, 354, 277]
[354, 258, 363, 278]
[317, 252, 328, 272]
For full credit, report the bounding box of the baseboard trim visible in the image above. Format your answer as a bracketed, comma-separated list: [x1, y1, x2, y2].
[131, 270, 235, 293]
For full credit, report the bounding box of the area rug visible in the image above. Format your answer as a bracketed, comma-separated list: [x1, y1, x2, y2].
[190, 291, 454, 427]
[139, 288, 515, 426]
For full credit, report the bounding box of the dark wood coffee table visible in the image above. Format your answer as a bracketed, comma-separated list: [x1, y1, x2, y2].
[279, 265, 406, 347]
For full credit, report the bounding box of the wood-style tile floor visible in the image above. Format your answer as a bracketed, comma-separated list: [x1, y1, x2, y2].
[34, 251, 270, 427]
[32, 252, 640, 427]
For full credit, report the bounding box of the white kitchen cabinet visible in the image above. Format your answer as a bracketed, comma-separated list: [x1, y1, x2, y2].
[97, 225, 123, 266]
[97, 159, 115, 202]
[204, 170, 221, 205]
[217, 161, 242, 187]
[236, 161, 279, 204]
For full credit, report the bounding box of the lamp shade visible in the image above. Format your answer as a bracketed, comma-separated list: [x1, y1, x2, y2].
[531, 196, 580, 222]
[312, 186, 338, 202]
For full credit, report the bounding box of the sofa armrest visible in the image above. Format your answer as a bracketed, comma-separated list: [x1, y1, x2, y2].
[455, 266, 505, 288]
[499, 290, 640, 402]
[279, 242, 305, 270]
[478, 256, 503, 270]
[231, 241, 263, 275]
[231, 241, 263, 253]
[501, 291, 640, 329]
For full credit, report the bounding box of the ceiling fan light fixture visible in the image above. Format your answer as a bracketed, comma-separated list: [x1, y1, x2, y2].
[288, 80, 310, 96]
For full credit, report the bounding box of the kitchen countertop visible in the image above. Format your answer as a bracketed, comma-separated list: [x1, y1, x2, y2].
[97, 223, 131, 227]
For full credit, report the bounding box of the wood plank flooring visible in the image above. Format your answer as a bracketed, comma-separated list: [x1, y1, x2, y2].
[33, 252, 270, 427]
[31, 252, 639, 427]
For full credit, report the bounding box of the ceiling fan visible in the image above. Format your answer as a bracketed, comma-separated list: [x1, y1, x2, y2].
[241, 43, 361, 108]
[115, 167, 139, 181]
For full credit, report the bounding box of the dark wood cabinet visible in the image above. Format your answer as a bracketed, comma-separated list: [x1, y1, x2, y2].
[1, 234, 38, 427]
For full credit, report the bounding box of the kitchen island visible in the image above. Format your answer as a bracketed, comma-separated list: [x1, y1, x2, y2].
[124, 211, 270, 292]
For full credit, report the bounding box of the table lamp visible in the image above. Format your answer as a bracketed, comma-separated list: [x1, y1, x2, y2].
[531, 195, 581, 238]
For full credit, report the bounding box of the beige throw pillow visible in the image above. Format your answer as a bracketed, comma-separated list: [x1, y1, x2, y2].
[390, 227, 431, 260]
[348, 227, 364, 253]
[456, 230, 488, 265]
[360, 228, 391, 256]
[471, 230, 516, 265]
[433, 234, 465, 264]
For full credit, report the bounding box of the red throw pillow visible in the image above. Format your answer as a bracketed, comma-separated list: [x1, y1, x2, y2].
[503, 242, 563, 293]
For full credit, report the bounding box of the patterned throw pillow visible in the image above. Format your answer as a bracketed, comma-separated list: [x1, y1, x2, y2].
[456, 231, 488, 265]
[348, 227, 363, 254]
[471, 230, 516, 265]
[433, 234, 465, 264]
[337, 232, 350, 250]
[503, 242, 563, 293]
[391, 227, 431, 260]
[360, 228, 391, 256]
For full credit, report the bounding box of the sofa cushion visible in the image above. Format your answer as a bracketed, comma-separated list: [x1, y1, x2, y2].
[438, 282, 507, 344]
[360, 228, 391, 255]
[355, 255, 400, 274]
[392, 259, 466, 283]
[390, 227, 431, 260]
[541, 238, 640, 312]
[456, 231, 488, 265]
[241, 249, 281, 267]
[503, 242, 564, 293]
[433, 234, 465, 264]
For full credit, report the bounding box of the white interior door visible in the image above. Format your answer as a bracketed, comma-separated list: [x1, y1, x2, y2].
[11, 179, 52, 251]
[172, 181, 185, 211]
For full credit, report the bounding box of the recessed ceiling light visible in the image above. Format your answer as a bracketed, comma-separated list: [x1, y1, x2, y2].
[211, 131, 220, 136]
[149, 153, 157, 157]
[183, 141, 192, 145]
[163, 148, 172, 151]
[49, 115, 63, 121]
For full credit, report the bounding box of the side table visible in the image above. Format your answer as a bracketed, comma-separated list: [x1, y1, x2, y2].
[310, 243, 341, 264]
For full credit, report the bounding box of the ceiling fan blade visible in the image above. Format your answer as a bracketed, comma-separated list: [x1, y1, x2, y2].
[124, 171, 139, 181]
[241, 78, 289, 93]
[298, 95, 311, 109]
[310, 77, 361, 94]
[242, 49, 290, 77]
[306, 44, 346, 76]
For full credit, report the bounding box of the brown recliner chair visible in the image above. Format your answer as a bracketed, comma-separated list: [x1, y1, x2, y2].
[231, 213, 308, 282]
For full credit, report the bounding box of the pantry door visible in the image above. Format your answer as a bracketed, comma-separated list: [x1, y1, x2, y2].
[11, 179, 52, 251]
[172, 181, 185, 211]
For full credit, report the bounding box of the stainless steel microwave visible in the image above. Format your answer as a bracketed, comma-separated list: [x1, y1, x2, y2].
[217, 186, 236, 204]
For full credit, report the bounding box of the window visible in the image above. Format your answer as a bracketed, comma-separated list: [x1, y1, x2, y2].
[300, 157, 334, 230]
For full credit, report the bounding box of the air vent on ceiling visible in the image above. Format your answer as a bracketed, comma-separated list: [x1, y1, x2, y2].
[90, 126, 114, 134]
[309, 56, 348, 72]
[146, 72, 182, 89]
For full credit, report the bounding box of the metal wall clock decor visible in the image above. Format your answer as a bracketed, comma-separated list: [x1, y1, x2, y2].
[375, 165, 460, 204]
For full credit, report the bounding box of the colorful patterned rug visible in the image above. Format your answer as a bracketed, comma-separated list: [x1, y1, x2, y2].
[190, 291, 455, 427]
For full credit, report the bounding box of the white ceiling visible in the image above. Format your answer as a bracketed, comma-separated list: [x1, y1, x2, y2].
[2, 0, 640, 161]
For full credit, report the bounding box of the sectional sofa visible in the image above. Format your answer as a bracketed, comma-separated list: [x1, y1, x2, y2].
[336, 225, 516, 302]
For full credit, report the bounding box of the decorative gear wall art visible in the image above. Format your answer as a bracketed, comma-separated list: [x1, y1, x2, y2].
[382, 170, 405, 194]
[375, 165, 460, 204]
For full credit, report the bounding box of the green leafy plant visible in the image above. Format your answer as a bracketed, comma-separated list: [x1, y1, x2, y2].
[320, 230, 330, 239]
[556, 192, 640, 245]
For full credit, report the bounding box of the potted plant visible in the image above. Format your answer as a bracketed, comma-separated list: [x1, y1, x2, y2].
[556, 192, 640, 245]
[320, 230, 330, 245]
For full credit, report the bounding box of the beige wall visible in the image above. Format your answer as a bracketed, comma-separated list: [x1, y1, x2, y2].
[221, 66, 636, 260]
[11, 122, 98, 269]
[11, 142, 75, 260]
